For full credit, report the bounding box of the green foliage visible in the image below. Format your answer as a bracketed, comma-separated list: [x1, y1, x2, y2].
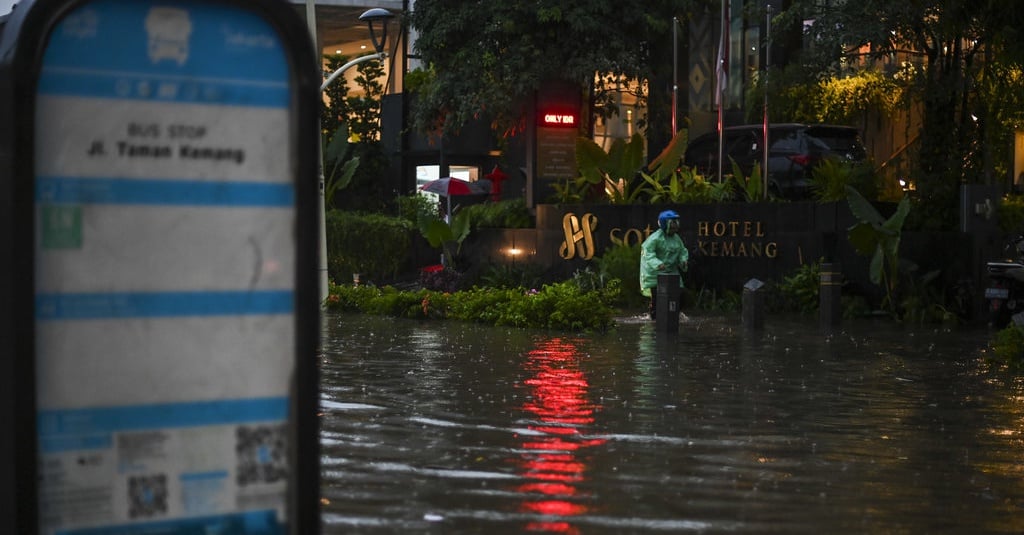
[320, 53, 391, 212]
[419, 266, 464, 293]
[840, 295, 873, 320]
[404, 67, 435, 95]
[336, 142, 392, 212]
[322, 54, 385, 133]
[321, 53, 386, 143]
[476, 262, 547, 290]
[811, 157, 879, 202]
[568, 266, 606, 292]
[549, 134, 649, 205]
[325, 280, 618, 332]
[768, 259, 822, 315]
[364, 286, 437, 318]
[775, 0, 1024, 231]
[729, 159, 764, 202]
[320, 54, 351, 137]
[632, 128, 735, 204]
[815, 71, 905, 124]
[645, 128, 689, 180]
[321, 123, 359, 207]
[396, 193, 440, 224]
[766, 259, 874, 320]
[897, 266, 959, 326]
[549, 176, 596, 204]
[991, 325, 1024, 366]
[417, 210, 472, 268]
[746, 64, 820, 125]
[324, 283, 384, 312]
[408, 0, 677, 137]
[846, 186, 911, 314]
[325, 211, 414, 284]
[576, 134, 647, 204]
[638, 166, 734, 204]
[458, 199, 533, 229]
[997, 194, 1024, 234]
[469, 280, 618, 331]
[594, 242, 646, 308]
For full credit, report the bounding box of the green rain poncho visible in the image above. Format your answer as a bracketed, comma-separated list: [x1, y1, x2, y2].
[639, 228, 689, 297]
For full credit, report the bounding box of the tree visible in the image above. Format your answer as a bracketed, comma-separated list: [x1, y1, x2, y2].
[320, 54, 391, 211]
[778, 0, 1024, 229]
[321, 53, 386, 145]
[408, 0, 691, 140]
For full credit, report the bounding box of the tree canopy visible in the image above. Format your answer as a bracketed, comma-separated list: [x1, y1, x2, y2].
[778, 0, 1024, 228]
[409, 0, 690, 138]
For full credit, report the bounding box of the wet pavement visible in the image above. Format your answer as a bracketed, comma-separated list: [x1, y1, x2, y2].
[318, 312, 1024, 533]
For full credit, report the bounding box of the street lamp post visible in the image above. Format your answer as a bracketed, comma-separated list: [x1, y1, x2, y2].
[312, 8, 394, 304]
[321, 9, 394, 91]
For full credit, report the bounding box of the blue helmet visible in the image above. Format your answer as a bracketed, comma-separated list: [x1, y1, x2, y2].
[658, 210, 680, 231]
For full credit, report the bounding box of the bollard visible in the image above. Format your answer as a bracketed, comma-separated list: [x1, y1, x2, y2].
[655, 273, 681, 333]
[820, 263, 843, 331]
[742, 278, 765, 330]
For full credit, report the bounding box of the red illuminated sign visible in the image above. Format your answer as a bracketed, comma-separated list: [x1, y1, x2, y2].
[540, 111, 577, 127]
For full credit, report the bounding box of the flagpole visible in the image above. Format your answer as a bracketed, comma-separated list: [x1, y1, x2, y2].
[716, 0, 728, 183]
[762, 4, 772, 199]
[672, 16, 678, 136]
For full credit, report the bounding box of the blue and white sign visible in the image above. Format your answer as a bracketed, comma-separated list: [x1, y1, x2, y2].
[34, 1, 297, 533]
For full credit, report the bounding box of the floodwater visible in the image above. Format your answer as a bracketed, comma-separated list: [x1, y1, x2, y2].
[318, 312, 1024, 534]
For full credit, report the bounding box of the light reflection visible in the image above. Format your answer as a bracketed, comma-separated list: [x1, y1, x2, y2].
[515, 338, 606, 533]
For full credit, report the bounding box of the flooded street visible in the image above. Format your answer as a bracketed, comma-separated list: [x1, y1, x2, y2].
[318, 312, 1024, 533]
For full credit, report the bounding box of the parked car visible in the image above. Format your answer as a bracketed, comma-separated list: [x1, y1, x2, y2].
[683, 123, 868, 199]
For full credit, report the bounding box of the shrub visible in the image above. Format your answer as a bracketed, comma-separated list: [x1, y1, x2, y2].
[767, 258, 822, 314]
[325, 280, 617, 332]
[991, 325, 1024, 366]
[420, 266, 463, 293]
[459, 198, 534, 229]
[325, 211, 414, 284]
[811, 158, 879, 202]
[324, 282, 381, 311]
[476, 262, 547, 290]
[397, 193, 439, 224]
[594, 243, 646, 308]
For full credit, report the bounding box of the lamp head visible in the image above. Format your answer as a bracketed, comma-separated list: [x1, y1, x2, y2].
[359, 8, 395, 54]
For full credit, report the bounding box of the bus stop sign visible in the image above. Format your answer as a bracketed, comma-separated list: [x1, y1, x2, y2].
[0, 0, 320, 533]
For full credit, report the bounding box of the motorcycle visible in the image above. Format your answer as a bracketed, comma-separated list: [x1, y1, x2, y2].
[985, 235, 1024, 328]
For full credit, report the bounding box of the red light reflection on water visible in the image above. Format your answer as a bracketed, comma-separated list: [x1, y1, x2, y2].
[516, 338, 606, 533]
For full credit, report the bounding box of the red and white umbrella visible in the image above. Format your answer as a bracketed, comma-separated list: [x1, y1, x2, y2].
[419, 176, 490, 197]
[420, 177, 490, 221]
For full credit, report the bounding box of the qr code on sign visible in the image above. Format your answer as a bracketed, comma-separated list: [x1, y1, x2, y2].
[236, 424, 288, 487]
[128, 474, 167, 518]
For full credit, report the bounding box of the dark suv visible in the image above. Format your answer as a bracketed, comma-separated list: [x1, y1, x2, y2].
[683, 123, 868, 199]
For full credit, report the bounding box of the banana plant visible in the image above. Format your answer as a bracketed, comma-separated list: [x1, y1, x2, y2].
[634, 128, 734, 204]
[645, 128, 689, 180]
[575, 133, 646, 204]
[417, 209, 471, 269]
[845, 185, 911, 313]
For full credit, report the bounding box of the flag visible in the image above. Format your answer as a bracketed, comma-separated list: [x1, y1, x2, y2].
[715, 0, 729, 108]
